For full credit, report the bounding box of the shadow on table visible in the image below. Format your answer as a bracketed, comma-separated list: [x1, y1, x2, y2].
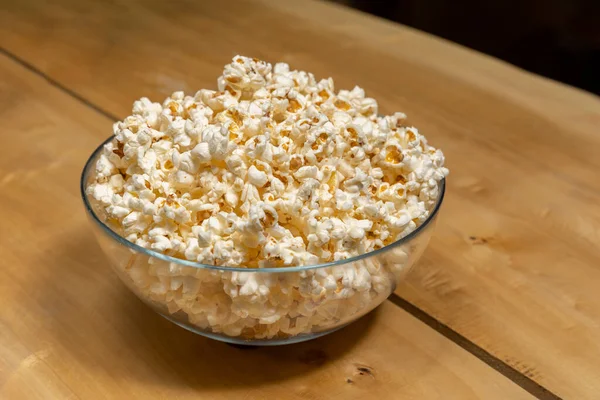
[35, 225, 377, 391]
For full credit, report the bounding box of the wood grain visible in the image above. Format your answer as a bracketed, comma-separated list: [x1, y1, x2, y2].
[0, 52, 534, 399]
[1, 0, 600, 397]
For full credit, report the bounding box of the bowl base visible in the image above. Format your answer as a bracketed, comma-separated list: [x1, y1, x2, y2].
[159, 313, 348, 346]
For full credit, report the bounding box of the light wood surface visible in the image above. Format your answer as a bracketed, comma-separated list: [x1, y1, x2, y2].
[0, 52, 534, 400]
[1, 0, 600, 398]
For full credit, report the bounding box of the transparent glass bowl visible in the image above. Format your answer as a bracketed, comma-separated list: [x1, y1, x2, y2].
[81, 137, 445, 346]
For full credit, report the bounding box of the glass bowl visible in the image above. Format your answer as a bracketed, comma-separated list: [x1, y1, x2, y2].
[81, 137, 445, 346]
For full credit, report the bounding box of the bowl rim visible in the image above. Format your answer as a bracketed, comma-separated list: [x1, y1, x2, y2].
[81, 136, 446, 273]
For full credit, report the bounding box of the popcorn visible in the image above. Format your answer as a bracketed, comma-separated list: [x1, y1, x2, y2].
[87, 55, 448, 340]
[247, 165, 268, 187]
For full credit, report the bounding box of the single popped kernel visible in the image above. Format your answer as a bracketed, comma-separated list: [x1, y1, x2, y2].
[86, 55, 448, 340]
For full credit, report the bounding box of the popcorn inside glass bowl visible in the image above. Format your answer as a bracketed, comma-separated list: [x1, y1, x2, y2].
[84, 55, 448, 343]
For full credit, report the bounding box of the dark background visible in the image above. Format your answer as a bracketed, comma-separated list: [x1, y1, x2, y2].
[331, 0, 600, 95]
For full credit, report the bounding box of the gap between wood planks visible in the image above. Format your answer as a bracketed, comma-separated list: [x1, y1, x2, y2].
[388, 294, 561, 400]
[0, 46, 562, 400]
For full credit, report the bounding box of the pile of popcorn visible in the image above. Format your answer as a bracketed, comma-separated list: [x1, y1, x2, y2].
[87, 55, 448, 339]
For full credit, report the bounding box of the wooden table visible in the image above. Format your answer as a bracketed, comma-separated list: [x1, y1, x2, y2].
[1, 0, 599, 398]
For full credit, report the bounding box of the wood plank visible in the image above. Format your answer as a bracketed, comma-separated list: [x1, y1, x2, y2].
[0, 52, 533, 400]
[2, 0, 600, 397]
